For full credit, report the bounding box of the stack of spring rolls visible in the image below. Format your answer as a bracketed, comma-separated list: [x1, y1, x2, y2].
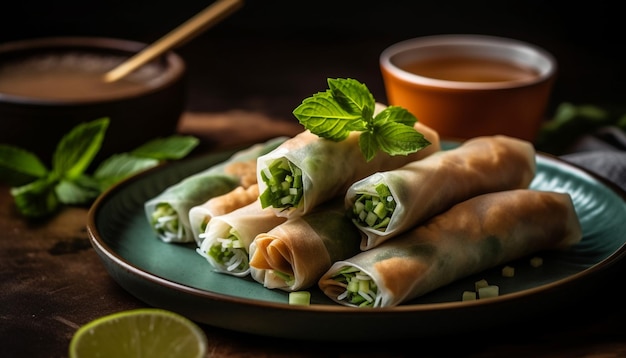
[144, 110, 583, 308]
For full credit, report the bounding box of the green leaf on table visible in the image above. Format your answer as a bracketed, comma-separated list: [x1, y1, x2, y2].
[55, 175, 102, 205]
[0, 145, 49, 186]
[292, 78, 430, 161]
[52, 117, 109, 180]
[131, 135, 200, 160]
[10, 176, 60, 218]
[94, 153, 160, 190]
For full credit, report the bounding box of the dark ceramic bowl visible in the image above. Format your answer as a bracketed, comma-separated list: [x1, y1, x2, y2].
[0, 36, 186, 163]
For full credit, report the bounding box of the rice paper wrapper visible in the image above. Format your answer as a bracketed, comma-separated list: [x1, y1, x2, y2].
[144, 137, 286, 243]
[256, 119, 440, 219]
[249, 200, 363, 291]
[197, 200, 286, 277]
[188, 184, 259, 245]
[320, 189, 582, 307]
[347, 135, 537, 250]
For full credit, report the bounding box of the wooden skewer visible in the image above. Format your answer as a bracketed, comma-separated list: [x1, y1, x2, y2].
[103, 0, 244, 83]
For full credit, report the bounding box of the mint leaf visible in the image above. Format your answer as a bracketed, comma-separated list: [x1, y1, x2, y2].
[293, 78, 431, 161]
[55, 175, 101, 205]
[372, 121, 431, 156]
[11, 176, 60, 218]
[94, 153, 160, 190]
[327, 78, 375, 124]
[293, 90, 364, 141]
[0, 145, 49, 186]
[131, 135, 200, 160]
[52, 117, 109, 180]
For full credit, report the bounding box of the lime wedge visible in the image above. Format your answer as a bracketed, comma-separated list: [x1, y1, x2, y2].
[69, 308, 208, 358]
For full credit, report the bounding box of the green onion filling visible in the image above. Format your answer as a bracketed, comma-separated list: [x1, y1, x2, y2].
[259, 158, 304, 210]
[206, 227, 248, 273]
[332, 266, 379, 308]
[350, 183, 396, 230]
[151, 203, 184, 240]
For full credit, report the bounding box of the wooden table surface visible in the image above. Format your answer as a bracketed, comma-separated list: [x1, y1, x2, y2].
[2, 110, 626, 358]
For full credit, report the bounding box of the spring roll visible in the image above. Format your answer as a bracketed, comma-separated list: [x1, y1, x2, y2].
[144, 137, 286, 243]
[248, 199, 363, 291]
[347, 135, 536, 250]
[188, 184, 259, 245]
[319, 189, 582, 308]
[196, 200, 287, 277]
[256, 114, 440, 218]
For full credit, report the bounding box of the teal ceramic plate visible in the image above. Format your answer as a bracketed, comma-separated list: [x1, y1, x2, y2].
[87, 144, 626, 341]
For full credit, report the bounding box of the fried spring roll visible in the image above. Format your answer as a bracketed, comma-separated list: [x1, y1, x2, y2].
[347, 135, 536, 250]
[319, 189, 583, 308]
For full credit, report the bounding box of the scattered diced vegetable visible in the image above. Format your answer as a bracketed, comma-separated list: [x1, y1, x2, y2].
[289, 291, 311, 306]
[478, 285, 500, 299]
[530, 256, 544, 268]
[350, 183, 396, 230]
[502, 265, 515, 277]
[474, 279, 489, 291]
[462, 291, 477, 301]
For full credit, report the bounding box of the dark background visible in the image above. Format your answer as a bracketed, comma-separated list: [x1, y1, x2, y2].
[0, 1, 623, 121]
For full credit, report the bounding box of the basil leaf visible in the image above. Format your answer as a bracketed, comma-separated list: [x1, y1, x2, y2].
[131, 135, 200, 160]
[375, 106, 418, 127]
[52, 117, 109, 180]
[0, 145, 49, 186]
[358, 131, 379, 162]
[55, 176, 101, 205]
[327, 78, 376, 122]
[10, 176, 60, 218]
[94, 153, 160, 190]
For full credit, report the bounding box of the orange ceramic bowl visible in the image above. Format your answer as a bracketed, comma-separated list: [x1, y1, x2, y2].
[380, 34, 556, 141]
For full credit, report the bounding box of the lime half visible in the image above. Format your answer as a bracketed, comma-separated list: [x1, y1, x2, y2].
[69, 308, 208, 358]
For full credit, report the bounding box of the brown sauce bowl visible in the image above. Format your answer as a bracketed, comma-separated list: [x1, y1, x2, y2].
[0, 37, 186, 163]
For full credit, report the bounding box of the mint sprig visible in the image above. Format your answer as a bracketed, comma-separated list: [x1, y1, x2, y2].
[292, 78, 431, 161]
[0, 117, 199, 218]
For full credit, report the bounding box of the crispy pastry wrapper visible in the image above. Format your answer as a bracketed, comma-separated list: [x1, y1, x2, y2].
[196, 199, 287, 277]
[249, 199, 363, 291]
[347, 135, 537, 250]
[319, 189, 583, 308]
[144, 137, 286, 243]
[256, 107, 440, 219]
[188, 184, 259, 245]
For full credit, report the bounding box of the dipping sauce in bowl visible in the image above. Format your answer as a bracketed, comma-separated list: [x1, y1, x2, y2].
[0, 53, 156, 101]
[0, 37, 186, 162]
[380, 34, 557, 141]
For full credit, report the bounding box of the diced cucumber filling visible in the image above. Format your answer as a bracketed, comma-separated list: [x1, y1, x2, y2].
[151, 203, 184, 240]
[206, 227, 248, 273]
[259, 158, 304, 210]
[332, 267, 379, 308]
[350, 183, 396, 231]
[273, 270, 296, 286]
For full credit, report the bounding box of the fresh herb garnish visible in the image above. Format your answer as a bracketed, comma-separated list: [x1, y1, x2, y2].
[0, 117, 199, 218]
[292, 78, 430, 161]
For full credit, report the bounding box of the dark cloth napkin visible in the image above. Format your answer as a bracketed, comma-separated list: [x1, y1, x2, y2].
[560, 126, 626, 193]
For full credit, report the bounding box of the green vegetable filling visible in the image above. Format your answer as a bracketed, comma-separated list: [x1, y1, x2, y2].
[206, 228, 248, 273]
[350, 183, 396, 230]
[332, 266, 379, 308]
[259, 158, 303, 210]
[151, 203, 184, 240]
[273, 270, 296, 287]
